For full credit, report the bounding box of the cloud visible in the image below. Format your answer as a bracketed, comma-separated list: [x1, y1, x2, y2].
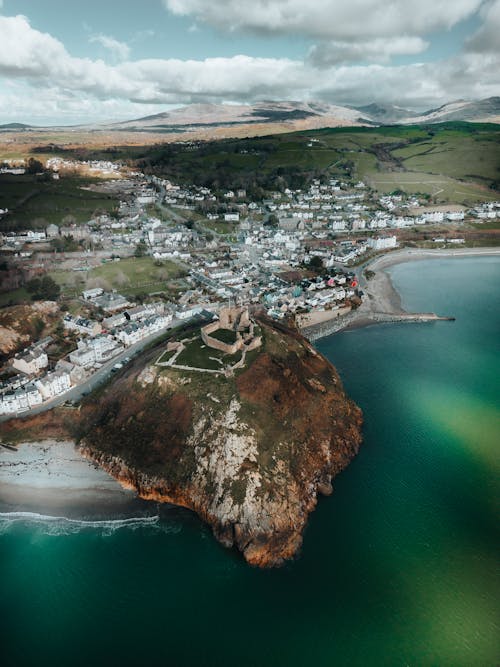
[0, 12, 498, 125]
[466, 0, 500, 54]
[89, 34, 130, 61]
[164, 0, 483, 40]
[308, 37, 429, 67]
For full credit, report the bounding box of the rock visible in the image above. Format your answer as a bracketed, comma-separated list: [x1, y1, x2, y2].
[75, 316, 363, 567]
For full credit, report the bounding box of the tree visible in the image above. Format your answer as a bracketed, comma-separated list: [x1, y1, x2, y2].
[309, 255, 324, 272]
[26, 275, 60, 301]
[134, 241, 147, 257]
[26, 157, 44, 175]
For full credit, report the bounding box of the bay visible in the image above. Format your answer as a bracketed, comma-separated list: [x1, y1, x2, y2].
[1, 257, 499, 667]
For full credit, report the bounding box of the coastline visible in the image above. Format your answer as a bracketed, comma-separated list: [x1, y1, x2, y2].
[1, 247, 498, 522]
[0, 440, 155, 520]
[303, 247, 500, 341]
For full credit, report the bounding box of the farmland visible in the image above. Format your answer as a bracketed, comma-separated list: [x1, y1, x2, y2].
[129, 122, 499, 205]
[0, 173, 119, 231]
[49, 257, 186, 299]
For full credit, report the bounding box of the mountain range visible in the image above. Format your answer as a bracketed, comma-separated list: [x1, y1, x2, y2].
[1, 97, 498, 138]
[107, 97, 500, 132]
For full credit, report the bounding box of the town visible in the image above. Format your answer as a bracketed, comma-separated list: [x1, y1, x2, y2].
[1, 155, 499, 416]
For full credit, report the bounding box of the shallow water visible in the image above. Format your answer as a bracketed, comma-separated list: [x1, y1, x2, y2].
[1, 257, 499, 667]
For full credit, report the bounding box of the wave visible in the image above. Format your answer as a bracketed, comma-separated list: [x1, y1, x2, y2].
[0, 511, 181, 537]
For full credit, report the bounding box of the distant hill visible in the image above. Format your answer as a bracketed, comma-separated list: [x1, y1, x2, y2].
[2, 98, 498, 143]
[107, 97, 500, 133]
[0, 122, 32, 130]
[350, 103, 418, 124]
[409, 97, 500, 124]
[108, 101, 364, 132]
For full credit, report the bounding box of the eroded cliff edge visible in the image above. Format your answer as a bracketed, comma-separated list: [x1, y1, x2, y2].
[75, 317, 362, 567]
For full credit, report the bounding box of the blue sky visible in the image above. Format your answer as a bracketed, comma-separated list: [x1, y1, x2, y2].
[0, 0, 498, 124]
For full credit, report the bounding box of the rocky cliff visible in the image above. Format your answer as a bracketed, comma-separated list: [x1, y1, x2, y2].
[77, 318, 362, 567]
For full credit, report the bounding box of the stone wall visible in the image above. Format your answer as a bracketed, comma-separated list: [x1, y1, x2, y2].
[201, 323, 243, 355]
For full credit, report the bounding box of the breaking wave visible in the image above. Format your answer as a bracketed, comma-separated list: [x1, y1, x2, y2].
[0, 511, 181, 536]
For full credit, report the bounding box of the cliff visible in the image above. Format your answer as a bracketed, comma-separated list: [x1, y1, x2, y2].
[75, 317, 362, 567]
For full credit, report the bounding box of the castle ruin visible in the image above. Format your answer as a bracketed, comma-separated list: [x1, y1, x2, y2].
[201, 306, 262, 355]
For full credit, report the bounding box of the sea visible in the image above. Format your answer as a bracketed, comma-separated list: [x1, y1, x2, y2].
[1, 256, 499, 667]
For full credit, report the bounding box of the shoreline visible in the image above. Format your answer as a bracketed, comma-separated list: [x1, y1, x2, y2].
[0, 440, 156, 520]
[303, 247, 500, 341]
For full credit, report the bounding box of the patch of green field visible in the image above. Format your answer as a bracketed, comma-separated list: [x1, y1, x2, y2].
[51, 121, 499, 205]
[0, 174, 119, 231]
[88, 257, 184, 289]
[175, 336, 239, 370]
[200, 219, 239, 234]
[365, 171, 494, 204]
[48, 257, 185, 298]
[470, 220, 500, 230]
[209, 328, 238, 344]
[156, 348, 176, 364]
[0, 287, 32, 307]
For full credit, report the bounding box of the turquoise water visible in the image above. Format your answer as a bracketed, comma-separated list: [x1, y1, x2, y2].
[1, 257, 499, 667]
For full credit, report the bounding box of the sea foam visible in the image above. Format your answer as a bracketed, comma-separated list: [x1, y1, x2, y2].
[0, 511, 181, 536]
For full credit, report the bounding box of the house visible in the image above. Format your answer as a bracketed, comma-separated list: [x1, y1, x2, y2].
[367, 236, 397, 250]
[11, 347, 48, 376]
[93, 292, 132, 313]
[69, 336, 121, 367]
[35, 370, 71, 399]
[125, 302, 164, 322]
[175, 305, 203, 320]
[116, 314, 171, 346]
[63, 315, 102, 336]
[82, 287, 104, 300]
[0, 382, 43, 414]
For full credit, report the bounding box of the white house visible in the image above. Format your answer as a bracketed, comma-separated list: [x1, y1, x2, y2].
[35, 370, 71, 399]
[11, 348, 48, 376]
[63, 315, 102, 336]
[367, 236, 398, 250]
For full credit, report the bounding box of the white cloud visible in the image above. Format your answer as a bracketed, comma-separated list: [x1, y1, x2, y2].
[164, 0, 483, 40]
[89, 34, 130, 61]
[466, 0, 500, 53]
[308, 36, 428, 67]
[0, 12, 498, 125]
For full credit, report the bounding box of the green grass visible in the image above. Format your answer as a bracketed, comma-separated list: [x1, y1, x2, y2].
[0, 174, 119, 231]
[200, 220, 239, 234]
[156, 349, 176, 364]
[48, 257, 186, 298]
[365, 171, 494, 204]
[175, 336, 240, 370]
[209, 328, 238, 344]
[88, 257, 184, 288]
[0, 287, 32, 307]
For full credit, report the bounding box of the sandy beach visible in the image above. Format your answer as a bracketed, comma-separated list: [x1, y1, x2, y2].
[0, 440, 154, 519]
[354, 246, 500, 325]
[1, 246, 498, 517]
[302, 246, 500, 339]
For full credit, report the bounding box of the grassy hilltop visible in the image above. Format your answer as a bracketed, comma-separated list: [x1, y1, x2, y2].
[129, 122, 500, 205]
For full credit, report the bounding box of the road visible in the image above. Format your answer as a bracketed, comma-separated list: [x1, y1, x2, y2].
[0, 318, 185, 423]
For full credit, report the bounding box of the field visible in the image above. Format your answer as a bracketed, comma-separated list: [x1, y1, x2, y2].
[0, 173, 119, 231]
[49, 257, 186, 299]
[126, 122, 499, 205]
[175, 336, 241, 370]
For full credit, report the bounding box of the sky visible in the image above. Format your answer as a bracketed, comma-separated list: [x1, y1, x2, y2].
[0, 0, 499, 125]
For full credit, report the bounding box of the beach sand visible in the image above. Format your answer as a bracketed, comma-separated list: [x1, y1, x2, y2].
[302, 246, 500, 339]
[1, 247, 498, 516]
[0, 440, 154, 519]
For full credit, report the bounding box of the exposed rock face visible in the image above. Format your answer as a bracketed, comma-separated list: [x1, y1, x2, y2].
[0, 301, 59, 356]
[77, 318, 362, 567]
